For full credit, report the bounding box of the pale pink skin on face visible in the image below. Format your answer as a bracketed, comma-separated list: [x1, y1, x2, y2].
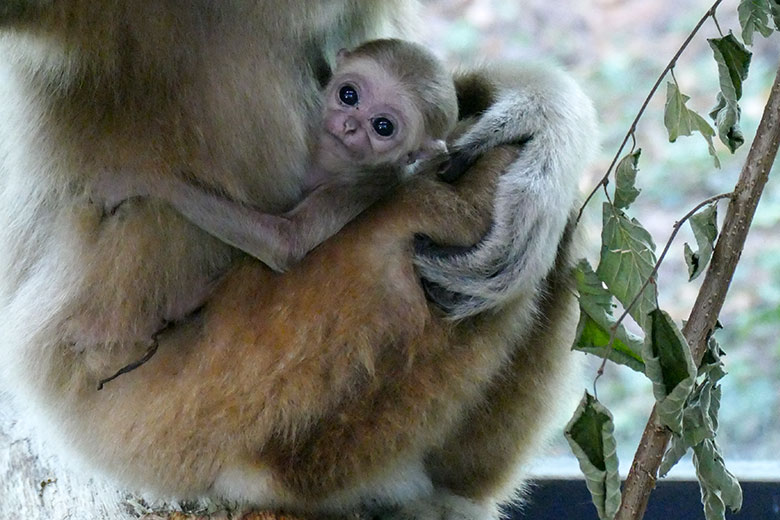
[316, 56, 426, 174]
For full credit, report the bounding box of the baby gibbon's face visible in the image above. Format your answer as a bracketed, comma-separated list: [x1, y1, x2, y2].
[320, 57, 425, 169]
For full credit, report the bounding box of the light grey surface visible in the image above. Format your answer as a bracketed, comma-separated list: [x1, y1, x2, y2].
[0, 394, 140, 520]
[0, 395, 255, 520]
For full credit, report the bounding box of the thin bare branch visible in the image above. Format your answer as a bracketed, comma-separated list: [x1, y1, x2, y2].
[577, 0, 724, 223]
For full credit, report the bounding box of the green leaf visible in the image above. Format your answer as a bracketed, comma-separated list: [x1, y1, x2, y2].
[709, 93, 745, 153]
[771, 0, 780, 30]
[708, 34, 751, 153]
[693, 439, 743, 520]
[700, 335, 728, 382]
[664, 82, 720, 168]
[706, 383, 722, 435]
[660, 380, 721, 477]
[565, 392, 622, 520]
[660, 433, 688, 478]
[614, 150, 642, 210]
[683, 243, 697, 277]
[684, 203, 719, 281]
[691, 350, 740, 520]
[659, 331, 739, 514]
[664, 82, 694, 141]
[709, 33, 752, 101]
[576, 316, 646, 373]
[642, 309, 696, 433]
[573, 260, 645, 372]
[660, 381, 720, 477]
[738, 0, 776, 45]
[684, 381, 720, 448]
[597, 203, 658, 331]
[660, 332, 731, 479]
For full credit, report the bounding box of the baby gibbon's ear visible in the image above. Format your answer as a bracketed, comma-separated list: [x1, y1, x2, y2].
[406, 139, 448, 165]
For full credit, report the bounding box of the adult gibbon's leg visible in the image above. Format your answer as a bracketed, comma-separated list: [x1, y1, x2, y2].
[257, 147, 522, 505]
[17, 147, 522, 511]
[422, 215, 579, 504]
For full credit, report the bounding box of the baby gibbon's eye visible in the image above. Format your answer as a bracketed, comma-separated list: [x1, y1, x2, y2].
[338, 85, 359, 106]
[371, 117, 395, 137]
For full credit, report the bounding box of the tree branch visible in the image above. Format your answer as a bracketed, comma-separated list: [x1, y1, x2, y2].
[616, 61, 780, 520]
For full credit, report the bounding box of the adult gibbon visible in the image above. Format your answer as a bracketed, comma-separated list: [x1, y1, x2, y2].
[0, 2, 595, 519]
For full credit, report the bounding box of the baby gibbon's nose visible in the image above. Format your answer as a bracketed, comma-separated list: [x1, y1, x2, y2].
[343, 116, 359, 134]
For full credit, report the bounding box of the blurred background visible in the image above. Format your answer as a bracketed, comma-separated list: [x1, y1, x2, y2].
[419, 0, 780, 474]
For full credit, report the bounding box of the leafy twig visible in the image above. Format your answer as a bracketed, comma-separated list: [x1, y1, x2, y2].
[577, 0, 724, 223]
[593, 192, 733, 387]
[616, 60, 780, 520]
[614, 193, 731, 334]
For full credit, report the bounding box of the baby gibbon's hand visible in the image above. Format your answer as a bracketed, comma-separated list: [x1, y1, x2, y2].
[91, 169, 153, 215]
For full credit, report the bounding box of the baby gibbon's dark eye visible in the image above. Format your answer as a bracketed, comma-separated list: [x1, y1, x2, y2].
[372, 117, 395, 137]
[338, 85, 358, 106]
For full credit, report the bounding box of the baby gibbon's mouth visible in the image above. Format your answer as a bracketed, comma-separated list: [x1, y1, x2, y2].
[325, 131, 359, 157]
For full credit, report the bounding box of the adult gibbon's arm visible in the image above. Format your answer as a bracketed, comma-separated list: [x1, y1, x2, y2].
[414, 65, 597, 320]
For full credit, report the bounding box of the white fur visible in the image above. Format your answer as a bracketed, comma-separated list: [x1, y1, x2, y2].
[415, 63, 598, 320]
[376, 491, 497, 520]
[321, 459, 434, 513]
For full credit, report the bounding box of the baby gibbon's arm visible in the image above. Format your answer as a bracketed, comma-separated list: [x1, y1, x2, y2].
[100, 171, 404, 272]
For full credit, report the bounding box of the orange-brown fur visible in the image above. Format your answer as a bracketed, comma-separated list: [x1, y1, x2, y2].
[65, 146, 576, 511]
